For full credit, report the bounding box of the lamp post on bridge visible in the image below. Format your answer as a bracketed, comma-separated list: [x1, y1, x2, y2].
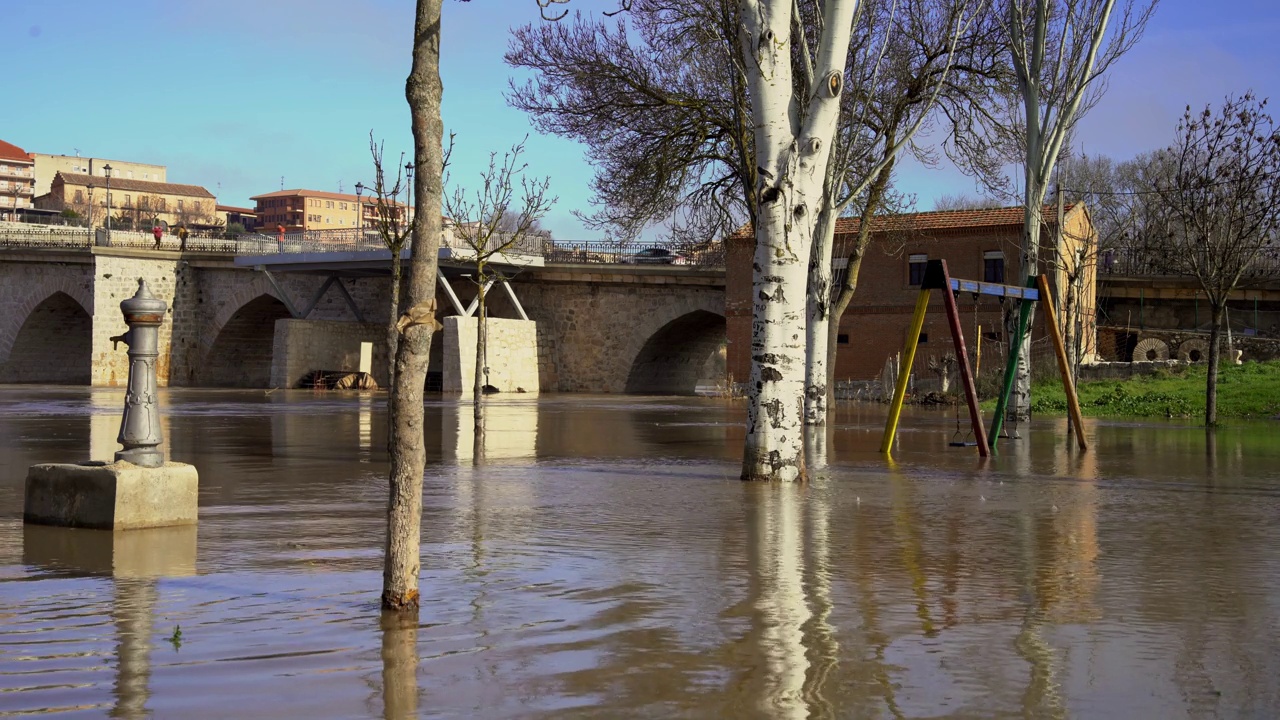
[103, 164, 113, 241]
[354, 181, 364, 245]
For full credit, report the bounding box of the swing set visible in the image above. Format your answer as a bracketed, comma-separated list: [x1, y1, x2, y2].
[879, 259, 1087, 457]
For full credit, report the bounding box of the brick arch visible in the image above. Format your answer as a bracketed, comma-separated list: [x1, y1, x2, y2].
[0, 280, 94, 365]
[196, 292, 293, 387]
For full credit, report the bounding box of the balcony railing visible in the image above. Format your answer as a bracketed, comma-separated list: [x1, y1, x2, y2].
[1100, 246, 1280, 280]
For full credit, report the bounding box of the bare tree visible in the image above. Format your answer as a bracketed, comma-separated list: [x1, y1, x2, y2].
[367, 133, 421, 391]
[383, 0, 445, 614]
[932, 192, 1003, 210]
[957, 0, 1158, 420]
[805, 0, 1003, 425]
[1148, 94, 1280, 426]
[443, 139, 554, 457]
[506, 2, 755, 244]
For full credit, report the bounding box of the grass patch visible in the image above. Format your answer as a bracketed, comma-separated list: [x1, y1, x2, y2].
[1023, 360, 1280, 420]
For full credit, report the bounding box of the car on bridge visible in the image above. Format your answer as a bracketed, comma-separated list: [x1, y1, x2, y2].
[625, 247, 688, 265]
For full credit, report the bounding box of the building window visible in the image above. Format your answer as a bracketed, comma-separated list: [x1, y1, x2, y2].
[326, 201, 334, 209]
[178, 199, 184, 210]
[984, 250, 1005, 283]
[908, 253, 928, 286]
[340, 202, 348, 210]
[837, 334, 849, 345]
[124, 194, 132, 207]
[74, 190, 84, 203]
[919, 333, 928, 343]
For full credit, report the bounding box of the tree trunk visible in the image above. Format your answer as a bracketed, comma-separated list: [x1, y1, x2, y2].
[804, 205, 839, 426]
[383, 0, 443, 614]
[825, 248, 862, 409]
[473, 274, 487, 461]
[739, 0, 855, 481]
[387, 255, 402, 392]
[1010, 183, 1046, 422]
[1205, 302, 1226, 427]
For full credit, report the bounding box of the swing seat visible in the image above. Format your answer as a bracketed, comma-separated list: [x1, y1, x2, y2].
[949, 439, 979, 447]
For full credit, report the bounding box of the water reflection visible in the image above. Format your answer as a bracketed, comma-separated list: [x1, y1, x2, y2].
[1, 388, 1279, 717]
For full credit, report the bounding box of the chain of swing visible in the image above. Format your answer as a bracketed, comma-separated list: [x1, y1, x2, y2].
[950, 290, 1034, 447]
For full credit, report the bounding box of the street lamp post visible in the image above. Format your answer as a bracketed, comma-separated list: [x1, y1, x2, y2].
[86, 184, 95, 244]
[354, 182, 364, 244]
[103, 164, 113, 239]
[403, 162, 414, 238]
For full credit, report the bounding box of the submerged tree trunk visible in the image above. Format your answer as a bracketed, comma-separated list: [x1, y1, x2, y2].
[383, 0, 443, 613]
[804, 206, 840, 426]
[1010, 183, 1046, 422]
[473, 275, 487, 460]
[387, 256, 402, 393]
[1205, 302, 1225, 427]
[739, 0, 855, 482]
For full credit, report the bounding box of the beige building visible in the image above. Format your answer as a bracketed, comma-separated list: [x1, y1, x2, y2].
[31, 153, 166, 196]
[36, 172, 217, 229]
[251, 188, 408, 233]
[0, 140, 36, 220]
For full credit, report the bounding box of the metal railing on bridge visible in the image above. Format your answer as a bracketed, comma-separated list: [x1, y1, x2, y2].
[1100, 245, 1280, 280]
[0, 222, 726, 268]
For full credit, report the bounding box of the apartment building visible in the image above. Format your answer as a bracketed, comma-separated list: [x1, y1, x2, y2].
[0, 140, 37, 220]
[251, 188, 408, 233]
[36, 172, 217, 229]
[31, 153, 166, 196]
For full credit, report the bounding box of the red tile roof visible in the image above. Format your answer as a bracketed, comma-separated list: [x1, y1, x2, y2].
[54, 172, 215, 199]
[730, 204, 1075, 239]
[251, 188, 406, 206]
[0, 139, 33, 164]
[217, 204, 256, 214]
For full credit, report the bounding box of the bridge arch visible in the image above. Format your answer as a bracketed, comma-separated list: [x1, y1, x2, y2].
[0, 289, 94, 384]
[196, 291, 292, 387]
[625, 309, 726, 394]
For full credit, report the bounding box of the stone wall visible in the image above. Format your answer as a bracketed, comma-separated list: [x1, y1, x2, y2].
[0, 254, 94, 384]
[271, 319, 389, 389]
[91, 254, 182, 387]
[443, 317, 539, 395]
[513, 275, 725, 393]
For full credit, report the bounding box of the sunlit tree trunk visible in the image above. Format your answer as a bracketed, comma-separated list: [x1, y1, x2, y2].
[473, 273, 487, 460]
[383, 0, 443, 613]
[739, 0, 856, 481]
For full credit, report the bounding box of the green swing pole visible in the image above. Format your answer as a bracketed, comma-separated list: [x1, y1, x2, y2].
[988, 276, 1037, 449]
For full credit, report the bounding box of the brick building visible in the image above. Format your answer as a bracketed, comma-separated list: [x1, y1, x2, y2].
[30, 153, 166, 196]
[0, 140, 36, 220]
[36, 172, 218, 229]
[726, 205, 1098, 384]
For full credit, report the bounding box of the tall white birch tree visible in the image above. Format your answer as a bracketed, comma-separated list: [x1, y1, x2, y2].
[738, 0, 858, 481]
[994, 0, 1156, 419]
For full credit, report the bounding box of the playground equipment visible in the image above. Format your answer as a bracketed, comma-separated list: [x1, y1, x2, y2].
[879, 259, 1087, 457]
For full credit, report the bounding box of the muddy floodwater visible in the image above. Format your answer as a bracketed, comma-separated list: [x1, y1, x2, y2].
[2, 388, 1279, 718]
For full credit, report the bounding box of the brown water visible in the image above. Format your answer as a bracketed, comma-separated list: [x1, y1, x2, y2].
[1, 388, 1279, 719]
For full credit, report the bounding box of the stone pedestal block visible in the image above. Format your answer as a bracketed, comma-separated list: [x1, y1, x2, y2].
[23, 462, 199, 530]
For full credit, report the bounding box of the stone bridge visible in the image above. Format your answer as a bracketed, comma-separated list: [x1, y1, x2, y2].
[0, 240, 725, 394]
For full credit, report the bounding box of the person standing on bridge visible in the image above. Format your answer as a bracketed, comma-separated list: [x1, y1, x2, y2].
[178, 224, 189, 251]
[152, 224, 163, 249]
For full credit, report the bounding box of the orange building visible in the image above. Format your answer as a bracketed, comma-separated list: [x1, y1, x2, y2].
[251, 189, 408, 233]
[0, 140, 36, 221]
[725, 205, 1098, 385]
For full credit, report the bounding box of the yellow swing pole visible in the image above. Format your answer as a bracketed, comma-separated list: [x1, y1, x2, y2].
[1037, 274, 1088, 450]
[880, 289, 931, 454]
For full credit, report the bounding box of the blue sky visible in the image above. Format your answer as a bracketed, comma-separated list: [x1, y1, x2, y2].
[4, 0, 1279, 240]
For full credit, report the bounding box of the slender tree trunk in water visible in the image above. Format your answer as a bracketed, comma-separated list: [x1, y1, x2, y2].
[473, 275, 487, 461]
[387, 256, 402, 393]
[825, 249, 864, 408]
[383, 0, 443, 613]
[1010, 189, 1045, 422]
[1205, 302, 1225, 427]
[804, 207, 839, 426]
